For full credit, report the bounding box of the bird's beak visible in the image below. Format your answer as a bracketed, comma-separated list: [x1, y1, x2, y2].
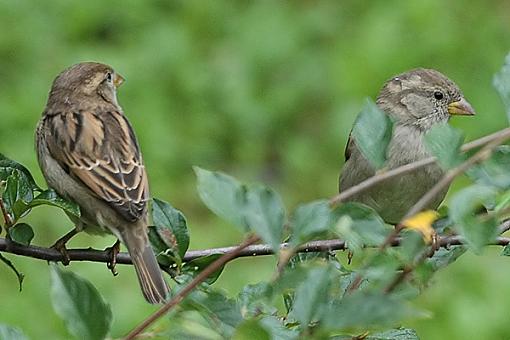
[113, 73, 125, 88]
[448, 98, 476, 116]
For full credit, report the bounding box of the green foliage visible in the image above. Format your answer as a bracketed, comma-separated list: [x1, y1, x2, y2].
[242, 185, 285, 252]
[425, 123, 465, 169]
[182, 254, 225, 284]
[288, 264, 333, 326]
[0, 153, 40, 192]
[194, 167, 246, 229]
[289, 200, 332, 246]
[2, 170, 34, 222]
[332, 203, 390, 252]
[0, 3, 510, 338]
[493, 52, 510, 121]
[0, 325, 28, 340]
[7, 223, 34, 246]
[4, 148, 510, 338]
[29, 189, 80, 218]
[49, 265, 112, 340]
[0, 155, 80, 226]
[468, 146, 510, 189]
[233, 319, 271, 340]
[195, 167, 285, 252]
[449, 185, 498, 254]
[323, 292, 426, 332]
[351, 99, 394, 169]
[149, 198, 190, 265]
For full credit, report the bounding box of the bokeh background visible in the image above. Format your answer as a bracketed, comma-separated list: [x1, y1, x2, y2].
[0, 1, 509, 339]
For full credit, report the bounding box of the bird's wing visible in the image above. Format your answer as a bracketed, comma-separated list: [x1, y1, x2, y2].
[344, 131, 355, 161]
[43, 110, 149, 222]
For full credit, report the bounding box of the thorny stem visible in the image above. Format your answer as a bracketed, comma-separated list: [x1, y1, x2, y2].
[123, 234, 260, 340]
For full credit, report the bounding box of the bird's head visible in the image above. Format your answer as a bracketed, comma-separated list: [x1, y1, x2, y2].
[377, 68, 475, 130]
[48, 62, 124, 107]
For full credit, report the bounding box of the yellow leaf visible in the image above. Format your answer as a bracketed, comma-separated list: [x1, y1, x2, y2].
[401, 210, 439, 243]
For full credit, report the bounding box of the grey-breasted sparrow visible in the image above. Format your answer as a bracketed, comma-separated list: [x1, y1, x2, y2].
[36, 62, 168, 303]
[339, 68, 475, 224]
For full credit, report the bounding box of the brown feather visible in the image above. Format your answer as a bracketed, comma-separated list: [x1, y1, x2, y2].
[44, 109, 149, 222]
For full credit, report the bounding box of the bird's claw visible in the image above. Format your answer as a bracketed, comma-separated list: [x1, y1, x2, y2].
[51, 239, 71, 266]
[105, 240, 121, 276]
[50, 228, 78, 266]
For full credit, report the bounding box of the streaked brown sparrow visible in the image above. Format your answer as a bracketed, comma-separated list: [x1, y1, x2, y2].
[36, 62, 168, 303]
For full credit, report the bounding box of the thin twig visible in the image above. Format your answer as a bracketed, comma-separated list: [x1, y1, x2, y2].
[330, 127, 510, 206]
[0, 234, 509, 267]
[123, 234, 260, 340]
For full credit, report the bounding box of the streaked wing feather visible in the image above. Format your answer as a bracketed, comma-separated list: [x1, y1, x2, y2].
[44, 110, 149, 222]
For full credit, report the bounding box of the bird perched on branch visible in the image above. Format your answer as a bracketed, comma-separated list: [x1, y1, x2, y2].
[36, 62, 168, 304]
[339, 68, 475, 224]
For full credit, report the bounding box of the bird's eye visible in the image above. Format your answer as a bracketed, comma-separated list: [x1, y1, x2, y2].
[105, 72, 113, 82]
[434, 91, 444, 100]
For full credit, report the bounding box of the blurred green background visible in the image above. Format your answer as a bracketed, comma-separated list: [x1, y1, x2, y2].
[0, 0, 509, 338]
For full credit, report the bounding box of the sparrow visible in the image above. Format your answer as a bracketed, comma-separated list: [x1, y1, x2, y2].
[36, 62, 168, 304]
[339, 68, 476, 224]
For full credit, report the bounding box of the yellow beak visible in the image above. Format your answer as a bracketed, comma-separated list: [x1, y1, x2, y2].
[448, 98, 476, 116]
[113, 73, 125, 88]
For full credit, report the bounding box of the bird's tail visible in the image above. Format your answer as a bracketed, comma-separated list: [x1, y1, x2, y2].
[122, 232, 169, 304]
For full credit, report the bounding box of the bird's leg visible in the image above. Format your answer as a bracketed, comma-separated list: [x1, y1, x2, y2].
[50, 228, 79, 265]
[105, 239, 121, 276]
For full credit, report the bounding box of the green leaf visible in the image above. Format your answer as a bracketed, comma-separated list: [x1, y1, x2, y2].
[467, 146, 510, 189]
[2, 170, 33, 221]
[351, 99, 393, 169]
[323, 292, 426, 331]
[0, 253, 24, 291]
[449, 185, 498, 254]
[288, 264, 332, 326]
[8, 223, 34, 246]
[290, 200, 331, 246]
[332, 203, 390, 252]
[259, 316, 299, 340]
[238, 282, 273, 318]
[501, 244, 510, 256]
[182, 254, 225, 284]
[183, 285, 243, 336]
[242, 185, 285, 252]
[50, 264, 112, 340]
[194, 168, 286, 252]
[424, 123, 465, 169]
[233, 319, 271, 340]
[152, 198, 190, 259]
[367, 328, 419, 340]
[28, 189, 80, 217]
[234, 317, 299, 340]
[0, 324, 28, 340]
[413, 246, 467, 288]
[493, 52, 510, 121]
[426, 246, 466, 271]
[0, 153, 41, 191]
[194, 167, 246, 229]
